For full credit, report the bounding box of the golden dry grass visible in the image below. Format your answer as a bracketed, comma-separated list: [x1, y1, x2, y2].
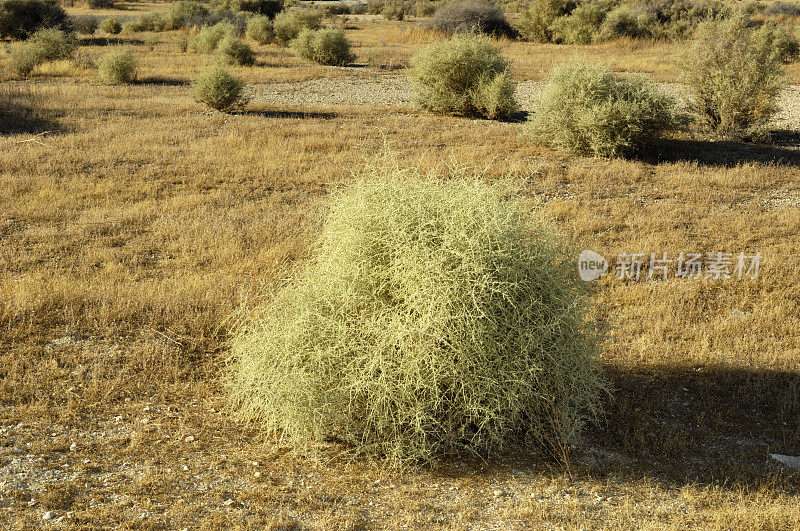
[0, 11, 799, 528]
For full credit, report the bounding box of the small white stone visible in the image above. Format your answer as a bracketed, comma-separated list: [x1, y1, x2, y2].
[184, 436, 195, 443]
[493, 489, 503, 497]
[69, 443, 77, 452]
[254, 472, 262, 478]
[183, 465, 189, 471]
[43, 511, 54, 520]
[223, 499, 235, 506]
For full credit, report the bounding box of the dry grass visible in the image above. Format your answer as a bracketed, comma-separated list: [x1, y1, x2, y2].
[0, 8, 799, 528]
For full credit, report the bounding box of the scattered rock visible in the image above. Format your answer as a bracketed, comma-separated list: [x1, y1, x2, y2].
[770, 454, 800, 470]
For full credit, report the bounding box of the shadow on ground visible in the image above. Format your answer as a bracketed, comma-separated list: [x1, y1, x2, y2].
[238, 109, 340, 120]
[639, 131, 800, 167]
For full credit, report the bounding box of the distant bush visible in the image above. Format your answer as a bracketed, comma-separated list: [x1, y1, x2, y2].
[100, 16, 122, 34]
[97, 49, 137, 84]
[246, 14, 273, 44]
[9, 27, 77, 75]
[681, 15, 785, 140]
[527, 61, 677, 157]
[549, 4, 604, 44]
[291, 27, 355, 65]
[273, 8, 322, 46]
[382, 2, 406, 20]
[515, 0, 571, 43]
[763, 1, 800, 16]
[431, 0, 516, 38]
[193, 21, 238, 53]
[600, 5, 646, 40]
[192, 66, 248, 111]
[72, 14, 99, 35]
[215, 35, 256, 65]
[753, 20, 799, 64]
[212, 0, 283, 17]
[366, 0, 385, 14]
[124, 1, 210, 32]
[323, 1, 352, 15]
[226, 172, 607, 465]
[0, 0, 70, 39]
[409, 34, 517, 119]
[87, 0, 114, 8]
[412, 0, 437, 16]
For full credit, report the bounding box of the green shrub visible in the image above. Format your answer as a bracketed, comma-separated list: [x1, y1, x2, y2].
[273, 8, 322, 46]
[527, 61, 677, 157]
[212, 0, 283, 17]
[409, 34, 517, 119]
[753, 21, 799, 64]
[246, 14, 273, 44]
[193, 21, 238, 53]
[192, 66, 247, 111]
[515, 0, 571, 43]
[291, 27, 355, 66]
[9, 44, 43, 75]
[8, 27, 76, 75]
[382, 2, 405, 20]
[431, 0, 516, 37]
[600, 6, 646, 40]
[124, 1, 209, 32]
[226, 171, 607, 465]
[681, 15, 785, 140]
[411, 0, 437, 17]
[72, 14, 99, 35]
[366, 0, 385, 14]
[215, 35, 256, 65]
[100, 16, 122, 35]
[549, 4, 604, 44]
[97, 49, 137, 84]
[0, 0, 69, 39]
[87, 0, 114, 8]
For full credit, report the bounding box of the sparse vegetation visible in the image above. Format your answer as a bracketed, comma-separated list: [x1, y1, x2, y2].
[192, 66, 247, 111]
[273, 8, 323, 46]
[682, 15, 786, 140]
[291, 28, 355, 66]
[527, 61, 678, 157]
[97, 49, 137, 84]
[409, 34, 517, 119]
[431, 0, 516, 37]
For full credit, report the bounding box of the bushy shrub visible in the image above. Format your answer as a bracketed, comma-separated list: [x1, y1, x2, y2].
[431, 0, 516, 38]
[382, 2, 405, 20]
[216, 35, 256, 65]
[291, 27, 354, 65]
[212, 0, 283, 16]
[681, 15, 785, 140]
[192, 66, 247, 111]
[8, 27, 76, 75]
[409, 34, 517, 118]
[515, 0, 571, 43]
[324, 1, 352, 15]
[366, 0, 385, 14]
[0, 0, 70, 39]
[412, 0, 437, 16]
[246, 14, 273, 44]
[72, 14, 99, 35]
[87, 0, 114, 8]
[635, 0, 728, 39]
[763, 1, 800, 16]
[125, 1, 210, 32]
[549, 4, 604, 44]
[753, 21, 799, 64]
[273, 8, 322, 45]
[97, 49, 137, 84]
[193, 21, 238, 53]
[100, 16, 122, 34]
[226, 171, 607, 465]
[527, 61, 677, 157]
[600, 5, 646, 40]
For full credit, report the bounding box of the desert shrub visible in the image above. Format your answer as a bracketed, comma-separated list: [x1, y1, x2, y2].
[324, 1, 352, 15]
[527, 61, 677, 157]
[383, 2, 406, 20]
[9, 45, 43, 75]
[634, 0, 728, 39]
[212, 0, 283, 16]
[226, 171, 607, 465]
[681, 15, 785, 140]
[273, 8, 322, 45]
[97, 49, 137, 84]
[246, 14, 273, 44]
[412, 0, 437, 16]
[100, 16, 121, 34]
[8, 27, 76, 75]
[431, 0, 516, 38]
[763, 1, 800, 15]
[549, 4, 604, 44]
[366, 0, 385, 14]
[600, 5, 646, 40]
[0, 0, 70, 39]
[125, 1, 210, 32]
[753, 20, 799, 64]
[192, 66, 247, 111]
[409, 34, 517, 118]
[291, 27, 355, 65]
[215, 35, 256, 65]
[72, 14, 99, 35]
[193, 21, 238, 53]
[515, 0, 572, 43]
[86, 0, 114, 8]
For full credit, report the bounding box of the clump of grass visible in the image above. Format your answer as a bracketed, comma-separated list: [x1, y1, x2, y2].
[192, 66, 248, 112]
[681, 15, 785, 141]
[273, 8, 322, 46]
[246, 14, 273, 45]
[527, 61, 678, 157]
[100, 16, 122, 35]
[9, 27, 77, 76]
[409, 34, 517, 119]
[97, 49, 137, 84]
[291, 28, 354, 66]
[431, 0, 516, 37]
[226, 165, 607, 465]
[215, 35, 256, 66]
